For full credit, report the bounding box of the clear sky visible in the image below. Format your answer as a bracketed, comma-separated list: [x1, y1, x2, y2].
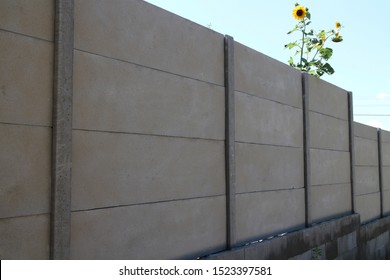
[144, 0, 390, 131]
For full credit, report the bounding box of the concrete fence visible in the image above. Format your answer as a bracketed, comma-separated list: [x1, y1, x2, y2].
[1, 0, 389, 260]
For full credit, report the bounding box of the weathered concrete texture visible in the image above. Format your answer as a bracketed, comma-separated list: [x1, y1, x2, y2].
[307, 74, 349, 120]
[0, 214, 50, 259]
[235, 189, 305, 245]
[354, 166, 380, 195]
[309, 112, 349, 151]
[235, 92, 303, 147]
[234, 42, 302, 108]
[236, 143, 304, 193]
[355, 193, 381, 224]
[224, 35, 236, 249]
[382, 141, 390, 166]
[310, 184, 352, 223]
[382, 190, 390, 216]
[74, 0, 224, 85]
[0, 31, 53, 126]
[72, 51, 224, 140]
[354, 122, 378, 141]
[50, 0, 74, 260]
[204, 214, 360, 260]
[310, 149, 350, 186]
[0, 124, 51, 218]
[70, 196, 226, 259]
[359, 216, 390, 259]
[71, 130, 225, 211]
[354, 137, 379, 166]
[381, 129, 390, 143]
[383, 167, 390, 191]
[0, 0, 54, 41]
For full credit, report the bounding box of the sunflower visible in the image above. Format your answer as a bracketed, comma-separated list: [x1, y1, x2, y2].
[335, 22, 341, 29]
[292, 5, 307, 20]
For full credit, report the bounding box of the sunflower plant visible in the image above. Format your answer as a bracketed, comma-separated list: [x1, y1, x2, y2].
[285, 3, 343, 77]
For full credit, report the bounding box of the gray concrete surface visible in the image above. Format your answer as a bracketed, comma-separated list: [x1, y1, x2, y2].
[235, 189, 305, 245]
[1, 0, 390, 260]
[70, 196, 226, 259]
[74, 0, 224, 85]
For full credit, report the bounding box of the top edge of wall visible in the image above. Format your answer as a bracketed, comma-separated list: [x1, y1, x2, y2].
[142, 0, 226, 37]
[74, 0, 225, 86]
[233, 41, 303, 108]
[354, 121, 379, 139]
[381, 129, 390, 143]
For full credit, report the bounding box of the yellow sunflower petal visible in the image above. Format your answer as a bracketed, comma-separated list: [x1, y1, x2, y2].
[292, 5, 307, 20]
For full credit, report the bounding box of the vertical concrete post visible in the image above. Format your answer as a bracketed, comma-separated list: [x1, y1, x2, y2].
[50, 0, 74, 260]
[301, 72, 312, 227]
[348, 91, 356, 213]
[224, 35, 236, 249]
[378, 129, 384, 217]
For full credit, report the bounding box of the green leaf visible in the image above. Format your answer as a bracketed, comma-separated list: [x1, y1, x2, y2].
[287, 26, 298, 34]
[322, 63, 335, 75]
[311, 38, 319, 45]
[285, 42, 298, 49]
[319, 47, 333, 60]
[305, 29, 314, 36]
[288, 57, 294, 66]
[306, 11, 311, 20]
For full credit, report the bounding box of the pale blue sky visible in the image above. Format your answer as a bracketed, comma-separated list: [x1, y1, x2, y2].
[145, 0, 390, 131]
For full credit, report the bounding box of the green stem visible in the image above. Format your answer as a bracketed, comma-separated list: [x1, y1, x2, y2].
[300, 21, 306, 68]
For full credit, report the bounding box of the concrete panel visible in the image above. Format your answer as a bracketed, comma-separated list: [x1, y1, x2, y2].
[381, 141, 390, 166]
[355, 193, 381, 224]
[311, 184, 352, 223]
[205, 214, 361, 260]
[70, 196, 226, 259]
[307, 74, 349, 120]
[0, 31, 53, 126]
[381, 129, 390, 143]
[354, 136, 379, 166]
[0, 124, 51, 218]
[310, 112, 349, 151]
[383, 190, 390, 216]
[383, 166, 390, 191]
[365, 232, 389, 259]
[0, 0, 54, 41]
[74, 0, 224, 85]
[234, 42, 302, 108]
[235, 92, 303, 147]
[71, 130, 225, 211]
[337, 231, 357, 255]
[236, 143, 304, 193]
[235, 189, 305, 244]
[0, 214, 50, 259]
[73, 51, 224, 140]
[354, 122, 378, 140]
[354, 166, 380, 196]
[310, 149, 350, 186]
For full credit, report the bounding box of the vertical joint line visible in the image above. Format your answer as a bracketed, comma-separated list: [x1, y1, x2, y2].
[348, 91, 355, 214]
[377, 129, 384, 217]
[301, 72, 312, 227]
[224, 35, 236, 249]
[51, 0, 74, 260]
